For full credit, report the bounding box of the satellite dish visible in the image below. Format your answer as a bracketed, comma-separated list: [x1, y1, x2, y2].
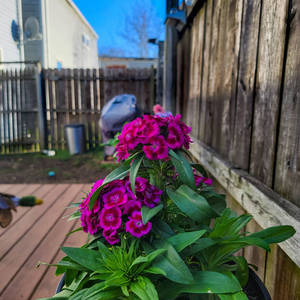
[24, 17, 42, 40]
[11, 20, 20, 42]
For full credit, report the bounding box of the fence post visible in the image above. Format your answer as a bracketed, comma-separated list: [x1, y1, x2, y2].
[35, 63, 48, 150]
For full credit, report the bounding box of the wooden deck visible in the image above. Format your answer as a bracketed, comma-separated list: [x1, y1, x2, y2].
[0, 184, 91, 300]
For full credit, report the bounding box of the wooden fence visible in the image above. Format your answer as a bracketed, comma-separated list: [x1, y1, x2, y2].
[0, 67, 155, 153]
[0, 68, 40, 153]
[170, 0, 300, 299]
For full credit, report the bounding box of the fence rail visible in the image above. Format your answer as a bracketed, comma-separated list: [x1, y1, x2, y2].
[0, 67, 155, 153]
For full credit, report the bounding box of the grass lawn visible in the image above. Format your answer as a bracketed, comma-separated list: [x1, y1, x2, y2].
[0, 147, 117, 184]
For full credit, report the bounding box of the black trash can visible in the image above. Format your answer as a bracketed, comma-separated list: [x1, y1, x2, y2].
[64, 124, 86, 155]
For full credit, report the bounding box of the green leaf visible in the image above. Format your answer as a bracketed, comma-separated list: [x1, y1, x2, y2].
[191, 163, 208, 178]
[209, 210, 252, 238]
[69, 289, 89, 300]
[65, 269, 78, 286]
[89, 164, 130, 209]
[141, 204, 163, 225]
[217, 291, 249, 300]
[158, 271, 241, 299]
[121, 285, 129, 297]
[152, 220, 175, 239]
[231, 256, 249, 287]
[167, 230, 207, 252]
[96, 241, 112, 260]
[183, 238, 217, 256]
[167, 185, 216, 222]
[131, 249, 167, 267]
[130, 153, 144, 194]
[61, 247, 105, 272]
[131, 276, 159, 300]
[66, 227, 83, 237]
[203, 192, 226, 215]
[169, 149, 196, 189]
[248, 225, 296, 244]
[143, 267, 167, 276]
[68, 211, 81, 221]
[153, 240, 194, 284]
[207, 237, 270, 266]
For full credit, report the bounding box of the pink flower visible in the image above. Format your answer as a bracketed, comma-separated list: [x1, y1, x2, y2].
[142, 185, 162, 208]
[195, 175, 213, 186]
[139, 118, 160, 143]
[103, 187, 128, 208]
[153, 104, 165, 114]
[80, 210, 101, 235]
[122, 200, 141, 215]
[126, 211, 152, 238]
[116, 143, 129, 161]
[135, 177, 148, 192]
[166, 121, 185, 149]
[103, 228, 120, 245]
[100, 206, 122, 230]
[143, 136, 169, 160]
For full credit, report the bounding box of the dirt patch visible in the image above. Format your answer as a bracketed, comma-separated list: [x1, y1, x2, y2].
[0, 148, 117, 184]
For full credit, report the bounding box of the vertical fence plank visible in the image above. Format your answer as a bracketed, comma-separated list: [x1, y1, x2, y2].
[94, 68, 101, 145]
[199, 0, 212, 142]
[244, 220, 266, 281]
[274, 0, 300, 207]
[194, 8, 205, 139]
[187, 14, 198, 132]
[4, 70, 10, 153]
[265, 245, 300, 300]
[204, 0, 221, 147]
[249, 0, 289, 187]
[229, 0, 261, 170]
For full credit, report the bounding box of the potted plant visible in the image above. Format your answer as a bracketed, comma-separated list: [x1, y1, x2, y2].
[39, 114, 295, 300]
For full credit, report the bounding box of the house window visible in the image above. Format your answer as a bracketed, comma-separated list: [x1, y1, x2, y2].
[82, 34, 90, 47]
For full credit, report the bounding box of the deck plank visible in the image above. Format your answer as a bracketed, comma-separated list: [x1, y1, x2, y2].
[1, 184, 86, 300]
[0, 184, 42, 237]
[0, 184, 73, 294]
[31, 186, 90, 299]
[31, 220, 88, 299]
[0, 184, 59, 259]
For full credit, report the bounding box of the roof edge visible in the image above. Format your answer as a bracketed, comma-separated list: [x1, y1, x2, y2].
[65, 0, 98, 38]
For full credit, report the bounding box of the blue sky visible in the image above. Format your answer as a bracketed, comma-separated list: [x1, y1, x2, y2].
[73, 0, 166, 58]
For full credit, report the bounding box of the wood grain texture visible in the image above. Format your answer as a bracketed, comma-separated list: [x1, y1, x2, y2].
[0, 184, 41, 237]
[1, 184, 86, 300]
[229, 0, 261, 170]
[244, 219, 266, 281]
[0, 184, 56, 259]
[189, 138, 300, 267]
[193, 9, 205, 139]
[0, 184, 74, 293]
[274, 0, 300, 207]
[205, 0, 221, 147]
[249, 0, 289, 187]
[265, 245, 300, 300]
[199, 0, 213, 142]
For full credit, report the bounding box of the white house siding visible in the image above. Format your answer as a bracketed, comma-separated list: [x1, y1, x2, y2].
[0, 0, 22, 64]
[44, 0, 98, 69]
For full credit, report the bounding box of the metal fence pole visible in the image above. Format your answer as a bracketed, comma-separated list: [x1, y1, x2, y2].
[35, 63, 48, 150]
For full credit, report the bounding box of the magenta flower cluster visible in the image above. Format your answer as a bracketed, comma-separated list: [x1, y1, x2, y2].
[80, 177, 162, 245]
[116, 114, 192, 161]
